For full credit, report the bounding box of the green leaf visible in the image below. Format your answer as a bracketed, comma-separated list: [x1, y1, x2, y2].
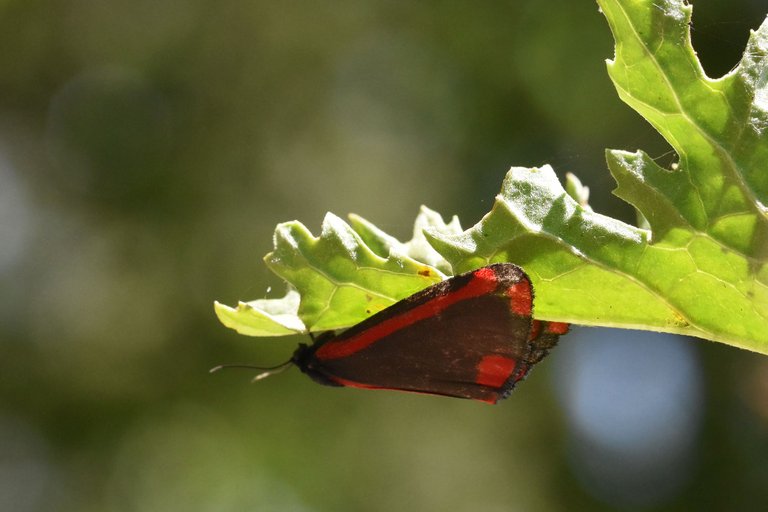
[265, 212, 444, 332]
[215, 0, 768, 354]
[347, 206, 463, 275]
[214, 289, 305, 337]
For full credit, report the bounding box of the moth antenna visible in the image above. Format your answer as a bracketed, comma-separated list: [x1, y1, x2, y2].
[209, 359, 293, 382]
[250, 361, 293, 382]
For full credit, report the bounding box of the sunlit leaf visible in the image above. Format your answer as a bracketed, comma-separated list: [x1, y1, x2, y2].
[216, 0, 768, 353]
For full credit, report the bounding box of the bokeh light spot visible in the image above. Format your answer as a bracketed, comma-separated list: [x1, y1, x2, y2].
[552, 328, 703, 508]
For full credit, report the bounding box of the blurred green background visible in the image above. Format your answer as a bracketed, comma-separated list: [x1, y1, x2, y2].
[2, 1, 768, 511]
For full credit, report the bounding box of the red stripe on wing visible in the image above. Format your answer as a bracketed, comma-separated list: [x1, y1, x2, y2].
[326, 374, 500, 404]
[315, 268, 502, 360]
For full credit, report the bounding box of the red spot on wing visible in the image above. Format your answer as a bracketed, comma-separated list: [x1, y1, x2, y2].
[316, 269, 501, 360]
[475, 355, 517, 388]
[472, 266, 497, 281]
[506, 281, 532, 316]
[529, 319, 542, 341]
[546, 322, 570, 335]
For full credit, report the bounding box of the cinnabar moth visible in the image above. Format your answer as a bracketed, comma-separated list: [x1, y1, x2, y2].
[213, 263, 569, 404]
